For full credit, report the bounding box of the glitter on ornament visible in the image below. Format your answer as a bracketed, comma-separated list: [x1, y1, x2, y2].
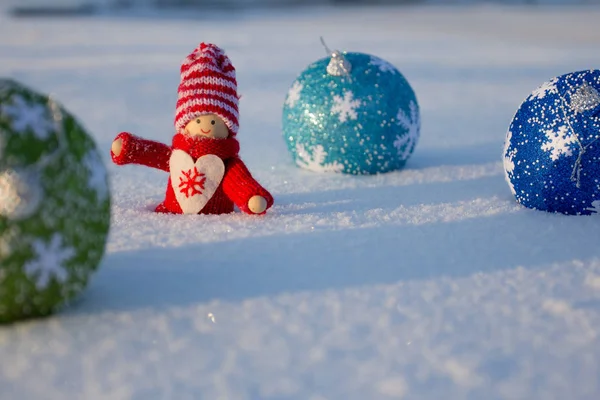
[569, 83, 600, 114]
[504, 69, 600, 215]
[283, 40, 420, 175]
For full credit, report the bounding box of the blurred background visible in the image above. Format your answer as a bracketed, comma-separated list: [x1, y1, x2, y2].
[3, 0, 600, 16]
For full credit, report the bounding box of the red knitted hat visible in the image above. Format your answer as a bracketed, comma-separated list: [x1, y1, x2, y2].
[175, 43, 239, 135]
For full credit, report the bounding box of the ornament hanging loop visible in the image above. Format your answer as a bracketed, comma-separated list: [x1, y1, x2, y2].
[319, 37, 352, 79]
[571, 145, 585, 188]
[570, 83, 600, 114]
[559, 93, 599, 189]
[320, 36, 333, 56]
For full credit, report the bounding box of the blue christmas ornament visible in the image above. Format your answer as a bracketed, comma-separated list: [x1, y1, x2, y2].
[504, 69, 600, 215]
[282, 41, 419, 175]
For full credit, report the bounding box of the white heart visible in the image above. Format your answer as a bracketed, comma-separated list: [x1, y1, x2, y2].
[169, 150, 225, 214]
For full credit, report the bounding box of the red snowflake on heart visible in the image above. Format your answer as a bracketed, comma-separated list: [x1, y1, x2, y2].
[178, 167, 206, 197]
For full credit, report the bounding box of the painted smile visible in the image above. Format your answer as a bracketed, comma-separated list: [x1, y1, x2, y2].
[201, 129, 211, 134]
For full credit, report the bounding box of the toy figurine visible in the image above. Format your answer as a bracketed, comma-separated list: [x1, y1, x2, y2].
[110, 43, 273, 215]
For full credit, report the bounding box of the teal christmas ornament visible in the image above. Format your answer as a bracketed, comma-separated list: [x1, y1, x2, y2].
[503, 69, 600, 215]
[0, 79, 111, 323]
[282, 40, 420, 175]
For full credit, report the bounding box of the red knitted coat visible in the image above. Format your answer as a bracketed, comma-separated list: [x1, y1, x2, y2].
[111, 132, 273, 215]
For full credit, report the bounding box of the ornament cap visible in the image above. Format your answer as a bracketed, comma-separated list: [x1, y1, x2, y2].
[569, 82, 600, 113]
[320, 37, 352, 77]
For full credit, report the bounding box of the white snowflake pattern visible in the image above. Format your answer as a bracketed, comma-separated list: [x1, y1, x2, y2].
[503, 130, 517, 175]
[0, 95, 55, 139]
[83, 149, 109, 201]
[331, 90, 361, 123]
[586, 200, 600, 214]
[295, 143, 344, 173]
[393, 100, 420, 159]
[24, 234, 75, 290]
[503, 130, 517, 195]
[541, 125, 577, 161]
[529, 78, 558, 100]
[369, 56, 397, 74]
[285, 81, 303, 108]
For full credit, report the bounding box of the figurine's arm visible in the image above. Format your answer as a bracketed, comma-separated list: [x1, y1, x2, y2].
[222, 157, 274, 214]
[111, 132, 171, 172]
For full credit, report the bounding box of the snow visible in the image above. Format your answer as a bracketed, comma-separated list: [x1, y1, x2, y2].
[331, 90, 361, 123]
[1, 4, 600, 399]
[24, 234, 74, 290]
[541, 125, 576, 161]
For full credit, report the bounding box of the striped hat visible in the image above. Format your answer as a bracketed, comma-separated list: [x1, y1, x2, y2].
[175, 43, 239, 135]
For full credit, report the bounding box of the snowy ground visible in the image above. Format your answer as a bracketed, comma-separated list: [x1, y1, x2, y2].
[2, 4, 600, 400]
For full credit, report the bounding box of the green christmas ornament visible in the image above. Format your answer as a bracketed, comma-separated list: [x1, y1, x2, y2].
[0, 79, 110, 323]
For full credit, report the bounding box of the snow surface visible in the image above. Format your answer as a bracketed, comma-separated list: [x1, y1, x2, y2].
[1, 5, 600, 400]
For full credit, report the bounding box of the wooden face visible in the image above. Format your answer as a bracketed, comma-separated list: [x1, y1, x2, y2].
[184, 114, 229, 139]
